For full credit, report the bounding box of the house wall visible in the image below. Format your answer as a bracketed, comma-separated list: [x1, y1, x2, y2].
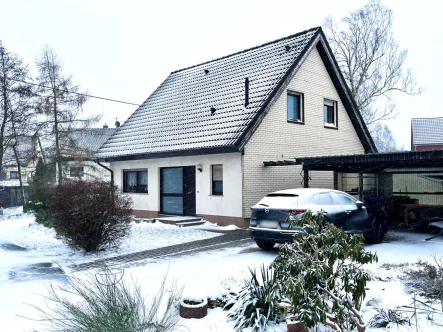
[110, 152, 243, 226]
[65, 161, 112, 182]
[242, 46, 366, 217]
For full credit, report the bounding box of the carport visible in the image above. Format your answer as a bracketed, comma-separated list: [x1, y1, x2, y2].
[263, 150, 443, 227]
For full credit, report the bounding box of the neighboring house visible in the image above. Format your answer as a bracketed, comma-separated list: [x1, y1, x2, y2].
[96, 27, 376, 226]
[44, 127, 116, 182]
[0, 136, 38, 207]
[411, 117, 443, 151]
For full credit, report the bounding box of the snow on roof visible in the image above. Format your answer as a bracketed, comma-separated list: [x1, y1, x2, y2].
[0, 180, 29, 187]
[411, 117, 443, 146]
[96, 28, 320, 159]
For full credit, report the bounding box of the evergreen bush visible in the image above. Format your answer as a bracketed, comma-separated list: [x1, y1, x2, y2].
[25, 157, 54, 227]
[49, 180, 132, 252]
[225, 265, 282, 331]
[271, 211, 377, 331]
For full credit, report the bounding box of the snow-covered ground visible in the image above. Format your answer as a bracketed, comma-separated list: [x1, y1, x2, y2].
[0, 207, 222, 268]
[1, 208, 443, 331]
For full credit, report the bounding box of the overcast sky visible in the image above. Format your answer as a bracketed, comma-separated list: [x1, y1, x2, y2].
[1, 0, 441, 150]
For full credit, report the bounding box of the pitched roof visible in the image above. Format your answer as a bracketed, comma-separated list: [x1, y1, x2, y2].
[41, 128, 116, 161]
[411, 117, 443, 146]
[97, 27, 375, 160]
[2, 136, 36, 167]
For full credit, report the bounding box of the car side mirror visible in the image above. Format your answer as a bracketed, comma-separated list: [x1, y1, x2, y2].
[356, 200, 364, 208]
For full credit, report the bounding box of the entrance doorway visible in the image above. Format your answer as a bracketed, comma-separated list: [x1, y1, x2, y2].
[160, 166, 196, 216]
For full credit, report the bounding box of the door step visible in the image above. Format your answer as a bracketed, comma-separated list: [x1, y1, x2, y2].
[153, 216, 203, 225]
[175, 220, 206, 227]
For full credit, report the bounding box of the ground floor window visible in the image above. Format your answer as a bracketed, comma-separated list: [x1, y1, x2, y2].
[211, 164, 223, 195]
[69, 166, 84, 177]
[123, 170, 148, 193]
[9, 171, 19, 179]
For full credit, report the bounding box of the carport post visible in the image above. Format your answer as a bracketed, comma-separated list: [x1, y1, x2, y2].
[303, 168, 309, 188]
[358, 173, 363, 201]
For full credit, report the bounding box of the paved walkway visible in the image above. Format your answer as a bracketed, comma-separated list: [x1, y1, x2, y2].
[69, 229, 252, 272]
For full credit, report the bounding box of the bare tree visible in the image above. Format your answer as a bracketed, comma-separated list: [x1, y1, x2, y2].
[35, 46, 99, 185]
[323, 0, 421, 126]
[371, 122, 403, 152]
[0, 42, 34, 204]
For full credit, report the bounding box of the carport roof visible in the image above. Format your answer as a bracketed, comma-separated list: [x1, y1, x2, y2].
[263, 150, 443, 173]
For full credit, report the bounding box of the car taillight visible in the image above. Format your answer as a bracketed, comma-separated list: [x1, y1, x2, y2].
[292, 209, 306, 215]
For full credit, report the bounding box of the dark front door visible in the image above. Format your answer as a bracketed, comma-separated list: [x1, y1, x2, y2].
[160, 166, 196, 216]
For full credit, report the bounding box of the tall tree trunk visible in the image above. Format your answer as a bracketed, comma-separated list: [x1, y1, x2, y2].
[53, 90, 62, 185]
[0, 48, 8, 181]
[12, 144, 25, 204]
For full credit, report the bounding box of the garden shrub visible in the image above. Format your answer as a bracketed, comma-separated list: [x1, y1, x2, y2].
[30, 267, 183, 332]
[49, 180, 132, 252]
[225, 265, 282, 331]
[368, 307, 410, 328]
[25, 157, 54, 227]
[403, 256, 443, 300]
[271, 211, 377, 331]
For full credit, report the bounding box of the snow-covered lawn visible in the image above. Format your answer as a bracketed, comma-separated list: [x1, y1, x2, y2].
[0, 207, 222, 267]
[1, 208, 443, 331]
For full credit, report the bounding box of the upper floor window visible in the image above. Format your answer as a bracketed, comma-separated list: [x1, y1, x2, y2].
[10, 171, 19, 179]
[123, 170, 148, 193]
[287, 92, 304, 123]
[70, 166, 84, 177]
[324, 99, 337, 128]
[211, 165, 223, 195]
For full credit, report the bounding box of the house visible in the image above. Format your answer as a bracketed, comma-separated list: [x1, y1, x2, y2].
[96, 27, 376, 227]
[0, 136, 38, 207]
[411, 117, 443, 151]
[43, 127, 116, 182]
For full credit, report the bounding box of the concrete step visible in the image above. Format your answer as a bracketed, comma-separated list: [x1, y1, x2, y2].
[176, 220, 206, 227]
[154, 216, 203, 225]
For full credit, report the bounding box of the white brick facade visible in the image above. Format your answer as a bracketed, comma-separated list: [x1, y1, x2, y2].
[242, 46, 365, 217]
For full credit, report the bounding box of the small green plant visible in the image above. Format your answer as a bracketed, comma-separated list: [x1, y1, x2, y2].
[28, 267, 183, 332]
[271, 211, 377, 331]
[369, 307, 410, 328]
[225, 265, 282, 331]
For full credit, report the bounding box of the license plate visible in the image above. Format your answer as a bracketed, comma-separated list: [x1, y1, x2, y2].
[259, 220, 280, 229]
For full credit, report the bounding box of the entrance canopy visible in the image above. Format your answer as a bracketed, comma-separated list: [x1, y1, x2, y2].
[263, 150, 443, 173]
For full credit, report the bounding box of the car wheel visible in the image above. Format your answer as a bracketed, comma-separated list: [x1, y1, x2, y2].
[255, 241, 275, 250]
[366, 217, 386, 244]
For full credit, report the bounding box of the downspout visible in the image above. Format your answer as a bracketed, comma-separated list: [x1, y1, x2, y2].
[94, 159, 114, 187]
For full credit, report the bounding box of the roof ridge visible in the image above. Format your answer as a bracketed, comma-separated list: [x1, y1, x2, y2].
[171, 26, 321, 74]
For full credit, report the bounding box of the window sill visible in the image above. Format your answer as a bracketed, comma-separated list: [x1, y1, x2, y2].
[324, 124, 338, 130]
[287, 119, 304, 125]
[209, 194, 224, 197]
[123, 192, 149, 195]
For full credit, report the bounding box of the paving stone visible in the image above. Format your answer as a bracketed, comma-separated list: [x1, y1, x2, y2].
[70, 230, 252, 272]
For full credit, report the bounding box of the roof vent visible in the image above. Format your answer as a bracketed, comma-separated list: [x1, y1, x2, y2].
[245, 77, 249, 107]
[210, 107, 216, 115]
[103, 123, 109, 129]
[285, 45, 291, 52]
[204, 69, 209, 75]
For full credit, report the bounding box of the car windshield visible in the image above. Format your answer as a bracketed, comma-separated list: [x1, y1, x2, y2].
[258, 194, 299, 208]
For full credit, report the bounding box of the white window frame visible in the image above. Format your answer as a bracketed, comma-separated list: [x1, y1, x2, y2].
[324, 99, 338, 128]
[287, 91, 304, 123]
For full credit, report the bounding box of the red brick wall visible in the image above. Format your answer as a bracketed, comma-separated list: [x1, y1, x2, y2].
[415, 145, 443, 151]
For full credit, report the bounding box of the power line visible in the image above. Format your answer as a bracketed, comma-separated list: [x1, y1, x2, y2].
[8, 78, 141, 106]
